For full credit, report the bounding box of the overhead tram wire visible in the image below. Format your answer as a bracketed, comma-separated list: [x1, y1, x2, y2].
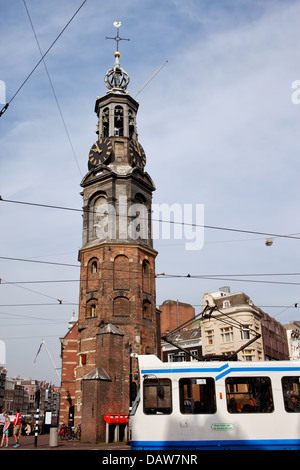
[1, 196, 300, 241]
[2, 270, 300, 285]
[1, 255, 300, 284]
[22, 0, 83, 178]
[0, 0, 87, 118]
[156, 273, 300, 286]
[0, 255, 79, 267]
[0, 277, 73, 305]
[1, 279, 80, 285]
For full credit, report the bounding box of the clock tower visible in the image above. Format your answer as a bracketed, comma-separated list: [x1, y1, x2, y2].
[74, 26, 160, 443]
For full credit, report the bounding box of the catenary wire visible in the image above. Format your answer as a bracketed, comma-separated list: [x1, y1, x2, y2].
[22, 0, 83, 177]
[1, 196, 300, 240]
[0, 0, 87, 117]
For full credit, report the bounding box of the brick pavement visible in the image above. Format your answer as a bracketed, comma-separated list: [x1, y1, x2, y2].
[0, 433, 131, 451]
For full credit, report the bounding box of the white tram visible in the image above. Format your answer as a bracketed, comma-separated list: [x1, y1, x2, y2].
[128, 354, 300, 450]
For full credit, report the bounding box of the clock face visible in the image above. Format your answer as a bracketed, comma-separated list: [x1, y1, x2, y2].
[129, 140, 146, 168]
[88, 138, 112, 169]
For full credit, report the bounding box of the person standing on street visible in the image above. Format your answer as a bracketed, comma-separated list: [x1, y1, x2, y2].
[0, 410, 7, 445]
[13, 409, 21, 448]
[1, 416, 10, 447]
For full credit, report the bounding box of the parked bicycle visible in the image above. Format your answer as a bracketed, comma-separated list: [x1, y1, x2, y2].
[59, 424, 70, 440]
[59, 424, 81, 441]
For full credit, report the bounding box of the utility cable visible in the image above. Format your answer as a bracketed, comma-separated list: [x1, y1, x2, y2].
[0, 277, 74, 305]
[0, 0, 87, 117]
[22, 0, 83, 177]
[1, 196, 300, 241]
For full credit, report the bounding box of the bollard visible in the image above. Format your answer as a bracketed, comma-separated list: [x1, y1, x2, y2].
[49, 427, 58, 447]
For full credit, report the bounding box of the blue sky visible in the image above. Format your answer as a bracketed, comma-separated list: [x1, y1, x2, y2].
[1, 0, 300, 384]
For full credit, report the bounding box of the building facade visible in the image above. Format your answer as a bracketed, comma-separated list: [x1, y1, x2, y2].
[201, 287, 289, 361]
[0, 367, 6, 411]
[284, 321, 300, 361]
[161, 328, 202, 362]
[60, 36, 160, 443]
[60, 315, 78, 426]
[160, 300, 195, 336]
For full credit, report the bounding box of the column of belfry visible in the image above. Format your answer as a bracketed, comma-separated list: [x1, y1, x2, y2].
[74, 27, 160, 443]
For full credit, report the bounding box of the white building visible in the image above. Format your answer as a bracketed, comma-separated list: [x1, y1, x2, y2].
[284, 321, 300, 361]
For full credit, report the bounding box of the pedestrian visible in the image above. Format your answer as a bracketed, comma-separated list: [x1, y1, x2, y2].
[25, 423, 31, 436]
[1, 416, 10, 447]
[0, 410, 7, 441]
[13, 409, 21, 448]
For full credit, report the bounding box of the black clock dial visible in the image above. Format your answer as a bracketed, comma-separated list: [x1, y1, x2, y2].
[129, 140, 146, 168]
[88, 138, 112, 169]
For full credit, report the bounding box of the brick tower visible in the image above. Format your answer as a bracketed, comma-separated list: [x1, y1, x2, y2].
[74, 26, 160, 443]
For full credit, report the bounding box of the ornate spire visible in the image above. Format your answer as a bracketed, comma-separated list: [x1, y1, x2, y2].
[105, 22, 130, 93]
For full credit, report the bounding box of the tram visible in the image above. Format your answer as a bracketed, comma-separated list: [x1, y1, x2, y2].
[128, 354, 300, 450]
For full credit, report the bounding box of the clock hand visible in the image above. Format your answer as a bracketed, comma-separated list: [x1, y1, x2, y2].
[134, 144, 141, 156]
[95, 142, 102, 154]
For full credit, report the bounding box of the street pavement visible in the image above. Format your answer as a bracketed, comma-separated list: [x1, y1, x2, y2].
[0, 433, 131, 451]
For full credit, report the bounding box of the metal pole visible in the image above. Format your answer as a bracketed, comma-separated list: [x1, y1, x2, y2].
[34, 408, 39, 447]
[134, 61, 168, 99]
[129, 343, 132, 409]
[34, 390, 40, 447]
[43, 340, 61, 383]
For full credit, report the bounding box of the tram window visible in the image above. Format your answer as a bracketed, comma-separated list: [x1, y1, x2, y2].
[143, 378, 172, 415]
[282, 377, 300, 412]
[129, 390, 140, 416]
[179, 377, 216, 414]
[226, 377, 274, 413]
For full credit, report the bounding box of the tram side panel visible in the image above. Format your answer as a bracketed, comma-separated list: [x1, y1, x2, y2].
[129, 357, 300, 450]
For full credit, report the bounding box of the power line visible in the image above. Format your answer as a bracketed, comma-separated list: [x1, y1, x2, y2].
[1, 279, 79, 285]
[2, 270, 300, 285]
[2, 256, 300, 283]
[0, 303, 77, 307]
[0, 310, 67, 323]
[1, 196, 300, 241]
[23, 0, 83, 177]
[0, 277, 75, 305]
[156, 273, 300, 286]
[0, 0, 87, 117]
[0, 256, 79, 267]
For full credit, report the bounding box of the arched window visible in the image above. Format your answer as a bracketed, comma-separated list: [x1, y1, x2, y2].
[89, 194, 116, 241]
[114, 255, 129, 290]
[91, 261, 97, 274]
[143, 299, 152, 320]
[86, 299, 97, 318]
[88, 258, 98, 275]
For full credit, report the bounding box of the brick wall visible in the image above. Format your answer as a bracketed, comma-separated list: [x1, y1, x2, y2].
[59, 322, 78, 426]
[73, 242, 160, 442]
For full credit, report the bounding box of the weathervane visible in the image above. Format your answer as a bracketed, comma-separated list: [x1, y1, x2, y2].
[104, 21, 130, 92]
[106, 21, 130, 52]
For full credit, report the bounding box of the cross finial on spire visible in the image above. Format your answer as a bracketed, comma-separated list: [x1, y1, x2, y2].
[106, 21, 130, 52]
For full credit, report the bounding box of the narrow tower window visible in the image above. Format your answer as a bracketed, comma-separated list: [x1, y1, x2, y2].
[142, 260, 151, 293]
[128, 108, 136, 139]
[91, 261, 97, 274]
[102, 107, 109, 138]
[114, 105, 124, 136]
